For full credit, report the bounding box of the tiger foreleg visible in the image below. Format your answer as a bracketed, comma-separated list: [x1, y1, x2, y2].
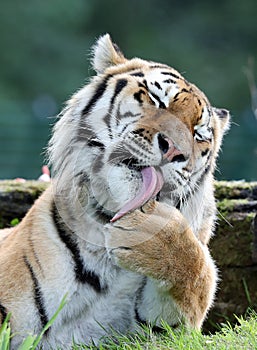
[105, 200, 217, 329]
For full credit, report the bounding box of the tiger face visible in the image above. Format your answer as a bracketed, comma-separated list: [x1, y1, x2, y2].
[50, 34, 230, 228]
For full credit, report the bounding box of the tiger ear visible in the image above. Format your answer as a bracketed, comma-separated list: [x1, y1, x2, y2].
[213, 107, 231, 134]
[92, 34, 127, 73]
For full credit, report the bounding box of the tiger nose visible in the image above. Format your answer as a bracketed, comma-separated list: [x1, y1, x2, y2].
[157, 133, 186, 162]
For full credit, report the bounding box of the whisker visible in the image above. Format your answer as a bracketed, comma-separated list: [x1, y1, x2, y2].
[216, 208, 233, 227]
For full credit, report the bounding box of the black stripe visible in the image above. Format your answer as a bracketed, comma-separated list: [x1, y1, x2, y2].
[28, 236, 44, 274]
[163, 78, 176, 84]
[76, 124, 100, 143]
[138, 82, 147, 89]
[23, 256, 49, 333]
[117, 110, 141, 120]
[0, 302, 7, 323]
[111, 79, 128, 105]
[82, 74, 113, 116]
[87, 139, 105, 149]
[153, 81, 162, 90]
[161, 71, 181, 79]
[175, 170, 189, 182]
[105, 79, 128, 139]
[172, 91, 181, 102]
[149, 91, 166, 109]
[195, 130, 212, 143]
[130, 72, 145, 77]
[134, 90, 146, 104]
[143, 79, 148, 89]
[117, 117, 138, 137]
[201, 148, 209, 157]
[52, 203, 107, 293]
[175, 199, 181, 210]
[134, 306, 146, 325]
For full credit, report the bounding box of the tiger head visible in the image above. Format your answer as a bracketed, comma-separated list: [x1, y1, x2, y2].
[49, 34, 230, 229]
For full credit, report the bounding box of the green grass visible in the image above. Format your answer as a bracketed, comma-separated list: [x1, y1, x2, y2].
[0, 296, 66, 350]
[85, 311, 257, 350]
[1, 310, 257, 349]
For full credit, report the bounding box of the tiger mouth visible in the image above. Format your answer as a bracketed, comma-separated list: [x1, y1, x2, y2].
[111, 166, 164, 222]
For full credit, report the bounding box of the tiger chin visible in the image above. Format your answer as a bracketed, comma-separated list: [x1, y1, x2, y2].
[0, 34, 230, 349]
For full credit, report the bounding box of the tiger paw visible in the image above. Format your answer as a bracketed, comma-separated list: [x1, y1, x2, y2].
[105, 200, 190, 278]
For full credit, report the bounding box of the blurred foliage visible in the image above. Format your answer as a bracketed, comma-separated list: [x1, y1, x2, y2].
[0, 0, 256, 180]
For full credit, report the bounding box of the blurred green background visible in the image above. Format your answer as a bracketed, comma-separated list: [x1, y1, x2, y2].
[0, 0, 256, 180]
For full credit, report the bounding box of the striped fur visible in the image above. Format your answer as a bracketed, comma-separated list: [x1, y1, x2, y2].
[0, 34, 230, 349]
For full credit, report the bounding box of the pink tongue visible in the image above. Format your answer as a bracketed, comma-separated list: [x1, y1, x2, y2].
[111, 167, 164, 222]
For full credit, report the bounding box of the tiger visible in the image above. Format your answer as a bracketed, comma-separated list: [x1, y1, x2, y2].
[0, 34, 230, 349]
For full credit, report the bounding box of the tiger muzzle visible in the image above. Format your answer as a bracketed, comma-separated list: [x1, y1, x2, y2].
[138, 109, 193, 164]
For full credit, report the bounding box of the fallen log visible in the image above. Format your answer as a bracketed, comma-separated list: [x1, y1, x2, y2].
[0, 180, 48, 228]
[0, 179, 256, 330]
[206, 181, 257, 331]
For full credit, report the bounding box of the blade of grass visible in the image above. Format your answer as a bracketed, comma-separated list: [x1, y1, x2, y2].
[0, 314, 11, 350]
[242, 278, 252, 306]
[17, 294, 67, 350]
[31, 294, 67, 349]
[17, 335, 37, 350]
